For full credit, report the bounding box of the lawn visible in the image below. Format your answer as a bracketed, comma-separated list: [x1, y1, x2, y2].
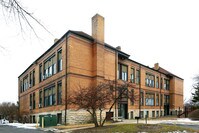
[71, 124, 198, 133]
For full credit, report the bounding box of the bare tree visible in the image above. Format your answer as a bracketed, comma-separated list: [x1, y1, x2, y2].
[0, 102, 18, 122]
[0, 0, 52, 37]
[68, 80, 138, 127]
[191, 75, 199, 106]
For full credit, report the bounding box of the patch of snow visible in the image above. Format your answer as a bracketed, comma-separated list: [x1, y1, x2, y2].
[6, 123, 37, 129]
[157, 118, 199, 126]
[0, 119, 9, 124]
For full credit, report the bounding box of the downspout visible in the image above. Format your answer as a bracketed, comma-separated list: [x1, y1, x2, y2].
[160, 73, 161, 116]
[65, 37, 68, 124]
[139, 65, 141, 117]
[115, 51, 118, 118]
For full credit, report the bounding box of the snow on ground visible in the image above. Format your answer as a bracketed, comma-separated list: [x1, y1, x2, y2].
[160, 118, 199, 125]
[6, 123, 37, 129]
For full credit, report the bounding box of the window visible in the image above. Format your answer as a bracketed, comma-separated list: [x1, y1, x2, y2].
[156, 94, 159, 106]
[140, 92, 144, 106]
[160, 94, 163, 106]
[146, 111, 149, 118]
[152, 111, 155, 117]
[164, 79, 170, 90]
[140, 111, 144, 118]
[33, 70, 35, 86]
[136, 70, 140, 84]
[130, 68, 135, 83]
[57, 49, 62, 72]
[164, 95, 169, 105]
[23, 76, 29, 92]
[130, 89, 134, 105]
[118, 64, 128, 81]
[39, 90, 42, 108]
[20, 81, 23, 93]
[33, 93, 35, 109]
[30, 94, 32, 110]
[57, 82, 62, 105]
[145, 73, 155, 87]
[156, 111, 159, 117]
[39, 64, 43, 82]
[118, 88, 128, 102]
[44, 85, 56, 107]
[44, 55, 56, 79]
[160, 78, 163, 89]
[156, 76, 159, 88]
[145, 93, 155, 106]
[29, 72, 32, 87]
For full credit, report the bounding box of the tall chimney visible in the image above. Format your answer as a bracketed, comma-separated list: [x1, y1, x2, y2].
[92, 14, 104, 43]
[154, 63, 160, 70]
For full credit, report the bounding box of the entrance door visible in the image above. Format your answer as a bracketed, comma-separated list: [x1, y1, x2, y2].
[164, 104, 170, 116]
[118, 103, 128, 119]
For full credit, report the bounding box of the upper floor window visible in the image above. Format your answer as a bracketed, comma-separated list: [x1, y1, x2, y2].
[39, 64, 43, 82]
[57, 82, 62, 105]
[44, 85, 56, 107]
[140, 92, 144, 106]
[57, 49, 62, 72]
[30, 94, 32, 110]
[164, 95, 169, 105]
[39, 90, 42, 108]
[118, 64, 128, 81]
[164, 78, 170, 90]
[130, 89, 134, 105]
[33, 70, 35, 86]
[156, 94, 159, 106]
[145, 93, 155, 106]
[23, 76, 28, 91]
[29, 70, 35, 87]
[20, 81, 23, 93]
[145, 73, 155, 87]
[33, 92, 35, 109]
[136, 70, 140, 84]
[44, 55, 56, 79]
[29, 72, 32, 87]
[156, 76, 159, 88]
[160, 78, 163, 89]
[130, 68, 135, 83]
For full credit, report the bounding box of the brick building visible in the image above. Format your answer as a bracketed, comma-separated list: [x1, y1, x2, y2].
[18, 14, 183, 124]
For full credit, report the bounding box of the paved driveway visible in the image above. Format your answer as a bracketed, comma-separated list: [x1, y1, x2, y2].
[0, 125, 53, 133]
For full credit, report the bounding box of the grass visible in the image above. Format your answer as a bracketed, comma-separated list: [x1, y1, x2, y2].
[71, 124, 198, 133]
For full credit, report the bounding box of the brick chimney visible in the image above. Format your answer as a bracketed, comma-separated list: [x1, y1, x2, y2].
[154, 63, 160, 70]
[92, 14, 104, 44]
[54, 38, 59, 43]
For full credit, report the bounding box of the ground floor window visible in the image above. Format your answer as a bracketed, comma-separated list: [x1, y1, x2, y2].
[146, 111, 149, 118]
[140, 111, 144, 118]
[57, 113, 62, 124]
[156, 111, 159, 117]
[152, 111, 155, 117]
[130, 111, 134, 119]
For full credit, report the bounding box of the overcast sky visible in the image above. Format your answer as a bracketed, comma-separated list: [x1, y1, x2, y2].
[0, 0, 199, 103]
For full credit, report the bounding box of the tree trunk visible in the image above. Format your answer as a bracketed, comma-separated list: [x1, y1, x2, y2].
[99, 108, 102, 126]
[92, 111, 99, 127]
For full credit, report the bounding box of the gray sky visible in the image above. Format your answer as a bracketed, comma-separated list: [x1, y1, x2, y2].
[0, 0, 199, 103]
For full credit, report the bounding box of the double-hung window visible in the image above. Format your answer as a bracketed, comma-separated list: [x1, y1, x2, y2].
[118, 64, 128, 81]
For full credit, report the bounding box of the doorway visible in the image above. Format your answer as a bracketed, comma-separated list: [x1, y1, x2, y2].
[118, 103, 128, 119]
